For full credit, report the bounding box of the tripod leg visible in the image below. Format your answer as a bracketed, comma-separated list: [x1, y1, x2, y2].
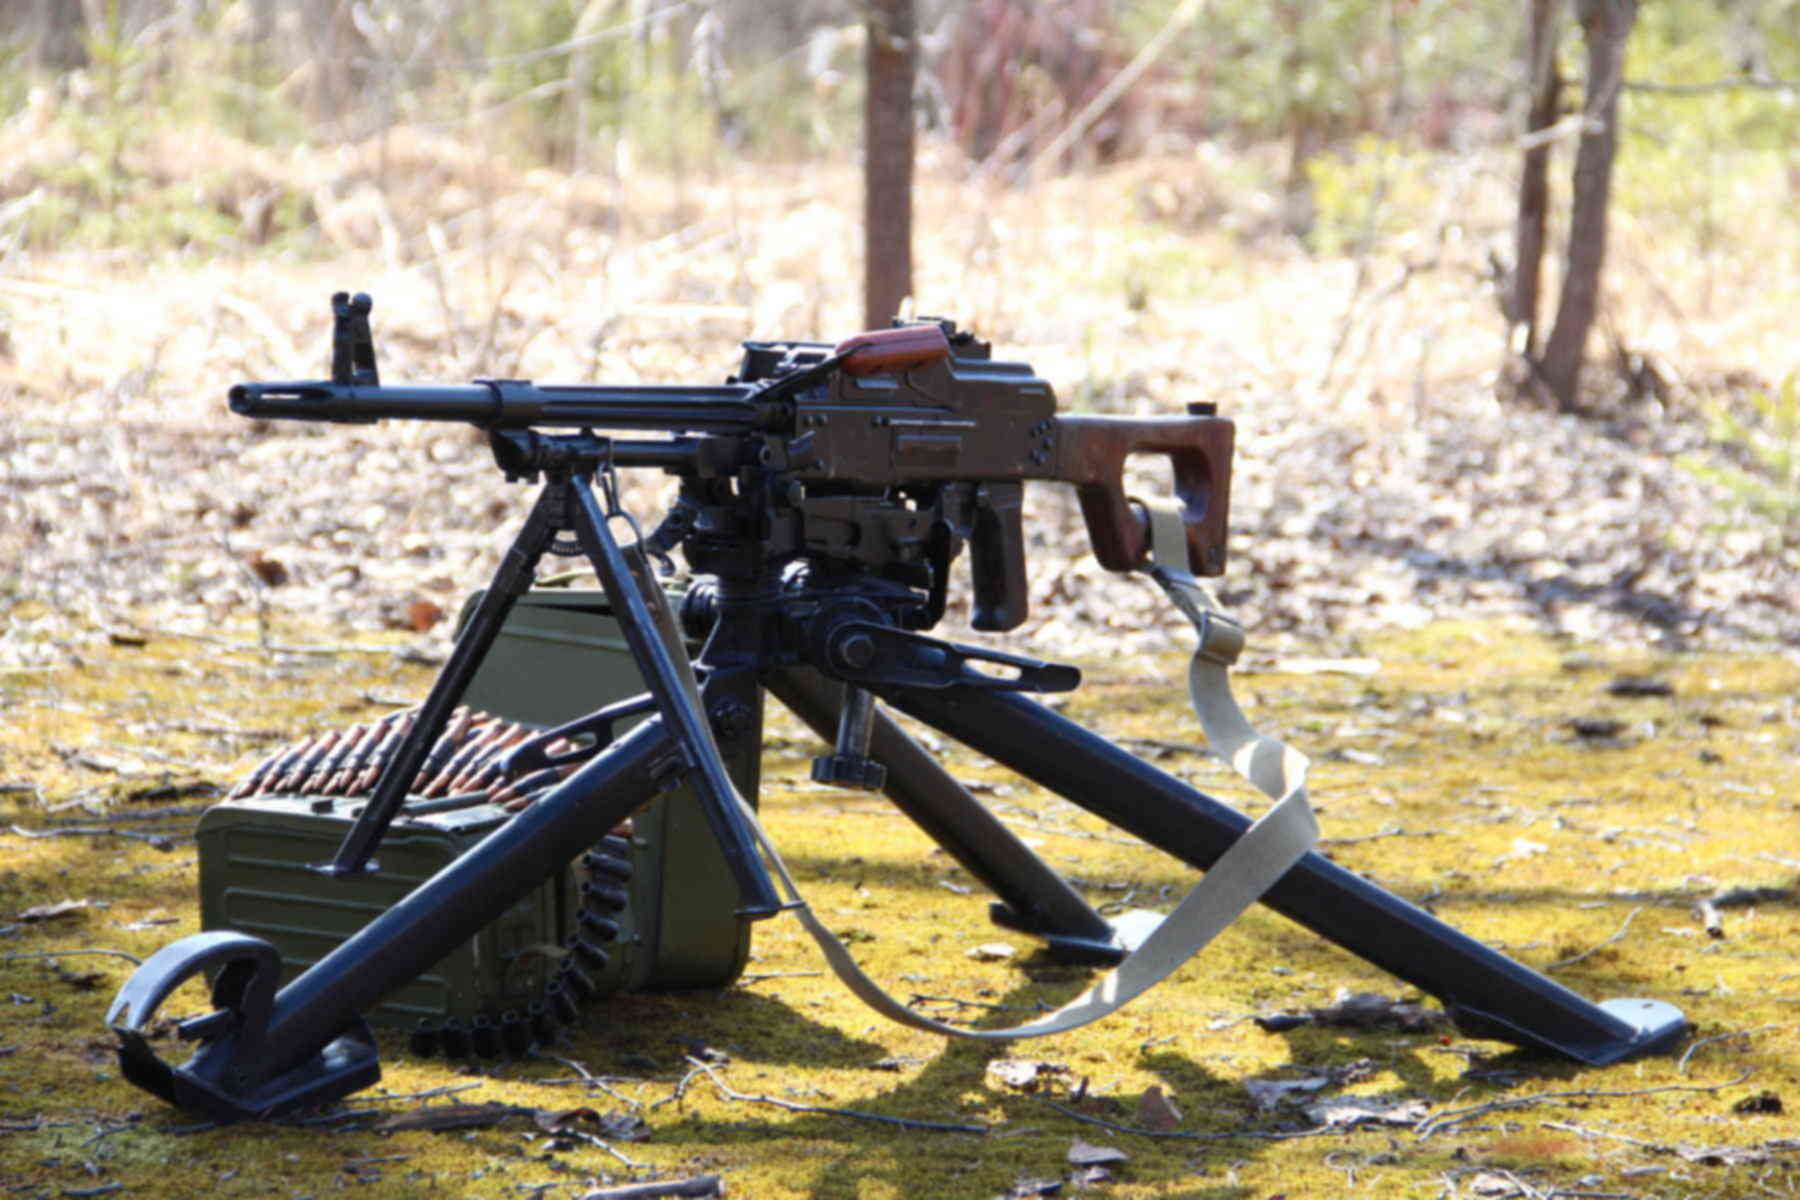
[766, 666, 1126, 963]
[324, 481, 567, 874]
[567, 475, 781, 918]
[880, 685, 1686, 1065]
[111, 717, 679, 1120]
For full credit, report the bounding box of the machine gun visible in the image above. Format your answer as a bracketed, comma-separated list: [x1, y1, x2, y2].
[107, 294, 1686, 1123]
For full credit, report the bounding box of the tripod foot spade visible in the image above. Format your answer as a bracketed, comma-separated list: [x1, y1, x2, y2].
[988, 902, 1168, 966]
[1446, 995, 1689, 1065]
[108, 931, 379, 1124]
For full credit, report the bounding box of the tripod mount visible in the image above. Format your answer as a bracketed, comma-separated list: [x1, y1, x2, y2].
[108, 295, 1687, 1123]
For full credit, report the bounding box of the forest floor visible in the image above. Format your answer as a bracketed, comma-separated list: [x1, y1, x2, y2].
[0, 616, 1794, 1199]
[1, 127, 1797, 1197]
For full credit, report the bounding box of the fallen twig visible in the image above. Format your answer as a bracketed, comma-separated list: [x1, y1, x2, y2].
[646, 1062, 708, 1114]
[530, 1052, 644, 1110]
[577, 1176, 723, 1200]
[38, 803, 212, 825]
[368, 1081, 484, 1103]
[290, 1107, 380, 1127]
[911, 993, 1052, 1015]
[1541, 1119, 1670, 1153]
[0, 948, 143, 966]
[1676, 1024, 1779, 1075]
[165, 1120, 220, 1135]
[10, 824, 184, 848]
[1318, 825, 1448, 847]
[1414, 1071, 1753, 1139]
[1546, 906, 1646, 971]
[80, 1118, 139, 1148]
[1041, 1098, 1333, 1142]
[148, 627, 412, 657]
[560, 1127, 648, 1171]
[143, 719, 286, 742]
[686, 1057, 985, 1134]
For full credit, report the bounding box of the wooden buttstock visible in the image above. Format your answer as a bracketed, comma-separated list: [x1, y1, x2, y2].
[1052, 414, 1234, 575]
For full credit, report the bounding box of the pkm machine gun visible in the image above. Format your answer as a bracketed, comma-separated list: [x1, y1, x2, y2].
[108, 294, 1686, 1123]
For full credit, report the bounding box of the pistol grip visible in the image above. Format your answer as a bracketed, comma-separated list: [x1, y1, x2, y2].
[969, 482, 1028, 632]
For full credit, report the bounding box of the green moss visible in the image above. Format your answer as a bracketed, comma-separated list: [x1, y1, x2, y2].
[2, 613, 1796, 1198]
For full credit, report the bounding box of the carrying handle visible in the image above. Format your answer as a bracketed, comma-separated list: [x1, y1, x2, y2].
[833, 324, 952, 377]
[1052, 414, 1235, 575]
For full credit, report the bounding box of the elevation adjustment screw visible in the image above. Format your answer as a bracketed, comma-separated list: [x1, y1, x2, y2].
[835, 632, 877, 671]
[810, 754, 887, 792]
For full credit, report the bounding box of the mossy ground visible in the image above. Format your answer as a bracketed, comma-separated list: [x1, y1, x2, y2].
[1, 611, 1795, 1199]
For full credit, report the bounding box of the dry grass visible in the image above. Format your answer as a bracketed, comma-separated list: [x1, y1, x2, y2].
[2, 124, 1795, 654]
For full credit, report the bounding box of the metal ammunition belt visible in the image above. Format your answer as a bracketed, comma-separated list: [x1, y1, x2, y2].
[407, 834, 631, 1061]
[232, 706, 627, 1060]
[230, 704, 598, 807]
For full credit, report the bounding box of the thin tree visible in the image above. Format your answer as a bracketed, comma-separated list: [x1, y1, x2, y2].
[2, 0, 88, 69]
[1531, 0, 1639, 411]
[863, 0, 915, 330]
[1510, 0, 1563, 358]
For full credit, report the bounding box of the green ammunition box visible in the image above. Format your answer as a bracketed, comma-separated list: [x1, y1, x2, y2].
[197, 589, 756, 1047]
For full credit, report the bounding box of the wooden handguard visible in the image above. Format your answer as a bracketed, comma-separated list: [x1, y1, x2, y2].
[834, 324, 952, 376]
[1052, 414, 1234, 575]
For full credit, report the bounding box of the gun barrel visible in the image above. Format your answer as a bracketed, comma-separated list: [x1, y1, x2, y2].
[229, 380, 771, 433]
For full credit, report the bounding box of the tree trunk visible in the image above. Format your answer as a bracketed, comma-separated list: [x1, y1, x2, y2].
[863, 0, 916, 330]
[6, 0, 90, 70]
[1539, 0, 1636, 412]
[1511, 0, 1562, 356]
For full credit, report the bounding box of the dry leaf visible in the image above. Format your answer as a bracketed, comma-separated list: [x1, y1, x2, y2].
[18, 899, 93, 923]
[534, 1106, 600, 1132]
[52, 965, 106, 991]
[1302, 1096, 1430, 1128]
[1244, 1076, 1329, 1113]
[247, 550, 289, 587]
[1731, 1092, 1783, 1116]
[407, 599, 445, 632]
[1313, 990, 1444, 1032]
[597, 1112, 649, 1142]
[986, 1059, 1073, 1093]
[1134, 1085, 1182, 1131]
[1066, 1137, 1128, 1167]
[535, 1106, 648, 1141]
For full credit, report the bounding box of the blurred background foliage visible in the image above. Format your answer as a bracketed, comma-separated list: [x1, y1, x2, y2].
[0, 0, 1794, 252]
[0, 0, 1794, 535]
